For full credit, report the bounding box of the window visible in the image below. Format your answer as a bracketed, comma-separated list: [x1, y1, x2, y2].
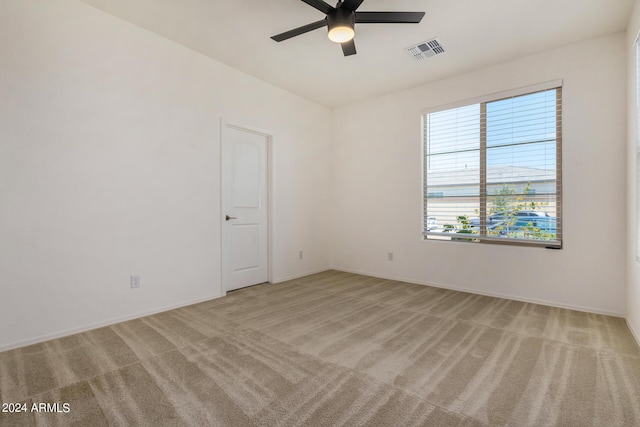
[422, 81, 562, 248]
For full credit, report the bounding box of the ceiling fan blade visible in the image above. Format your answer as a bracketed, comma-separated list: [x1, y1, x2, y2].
[301, 0, 335, 15]
[341, 39, 356, 56]
[271, 19, 327, 42]
[341, 0, 366, 12]
[355, 11, 425, 24]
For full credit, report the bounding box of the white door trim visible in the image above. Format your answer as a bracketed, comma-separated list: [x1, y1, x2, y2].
[220, 118, 273, 294]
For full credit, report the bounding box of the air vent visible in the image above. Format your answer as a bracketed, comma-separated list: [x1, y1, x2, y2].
[406, 38, 445, 61]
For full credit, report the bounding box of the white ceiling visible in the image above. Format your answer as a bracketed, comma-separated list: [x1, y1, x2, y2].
[80, 0, 634, 108]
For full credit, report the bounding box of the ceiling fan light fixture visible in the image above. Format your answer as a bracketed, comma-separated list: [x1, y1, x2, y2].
[327, 9, 355, 43]
[328, 25, 354, 43]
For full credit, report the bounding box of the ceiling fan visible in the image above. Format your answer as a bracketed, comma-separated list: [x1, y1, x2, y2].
[271, 0, 425, 56]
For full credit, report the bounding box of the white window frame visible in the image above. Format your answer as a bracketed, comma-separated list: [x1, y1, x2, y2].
[422, 80, 563, 248]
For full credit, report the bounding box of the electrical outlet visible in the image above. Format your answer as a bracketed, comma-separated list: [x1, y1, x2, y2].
[388, 252, 394, 261]
[130, 275, 141, 289]
[298, 250, 303, 260]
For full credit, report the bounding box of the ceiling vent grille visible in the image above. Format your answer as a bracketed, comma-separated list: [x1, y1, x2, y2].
[406, 38, 445, 61]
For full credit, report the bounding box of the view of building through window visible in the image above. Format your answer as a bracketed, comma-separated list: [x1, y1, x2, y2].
[423, 85, 562, 247]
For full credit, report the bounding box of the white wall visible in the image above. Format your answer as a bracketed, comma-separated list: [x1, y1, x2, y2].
[0, 0, 632, 352]
[331, 32, 628, 316]
[0, 0, 332, 351]
[627, 0, 640, 343]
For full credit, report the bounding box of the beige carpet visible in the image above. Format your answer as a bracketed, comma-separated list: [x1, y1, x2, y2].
[1, 270, 639, 426]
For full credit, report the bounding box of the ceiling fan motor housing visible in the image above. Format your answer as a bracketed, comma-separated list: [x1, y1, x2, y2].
[327, 8, 355, 42]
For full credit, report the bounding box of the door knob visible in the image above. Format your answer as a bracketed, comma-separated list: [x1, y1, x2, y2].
[225, 215, 237, 221]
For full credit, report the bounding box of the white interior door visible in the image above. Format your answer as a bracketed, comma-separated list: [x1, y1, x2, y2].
[221, 123, 269, 291]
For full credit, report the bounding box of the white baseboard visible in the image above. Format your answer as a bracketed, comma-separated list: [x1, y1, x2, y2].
[332, 267, 625, 318]
[627, 319, 640, 349]
[0, 293, 224, 353]
[272, 267, 331, 284]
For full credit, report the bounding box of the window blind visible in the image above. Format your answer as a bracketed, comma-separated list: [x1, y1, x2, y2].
[423, 83, 562, 248]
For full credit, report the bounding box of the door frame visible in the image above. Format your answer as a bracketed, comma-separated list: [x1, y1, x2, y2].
[220, 118, 273, 295]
